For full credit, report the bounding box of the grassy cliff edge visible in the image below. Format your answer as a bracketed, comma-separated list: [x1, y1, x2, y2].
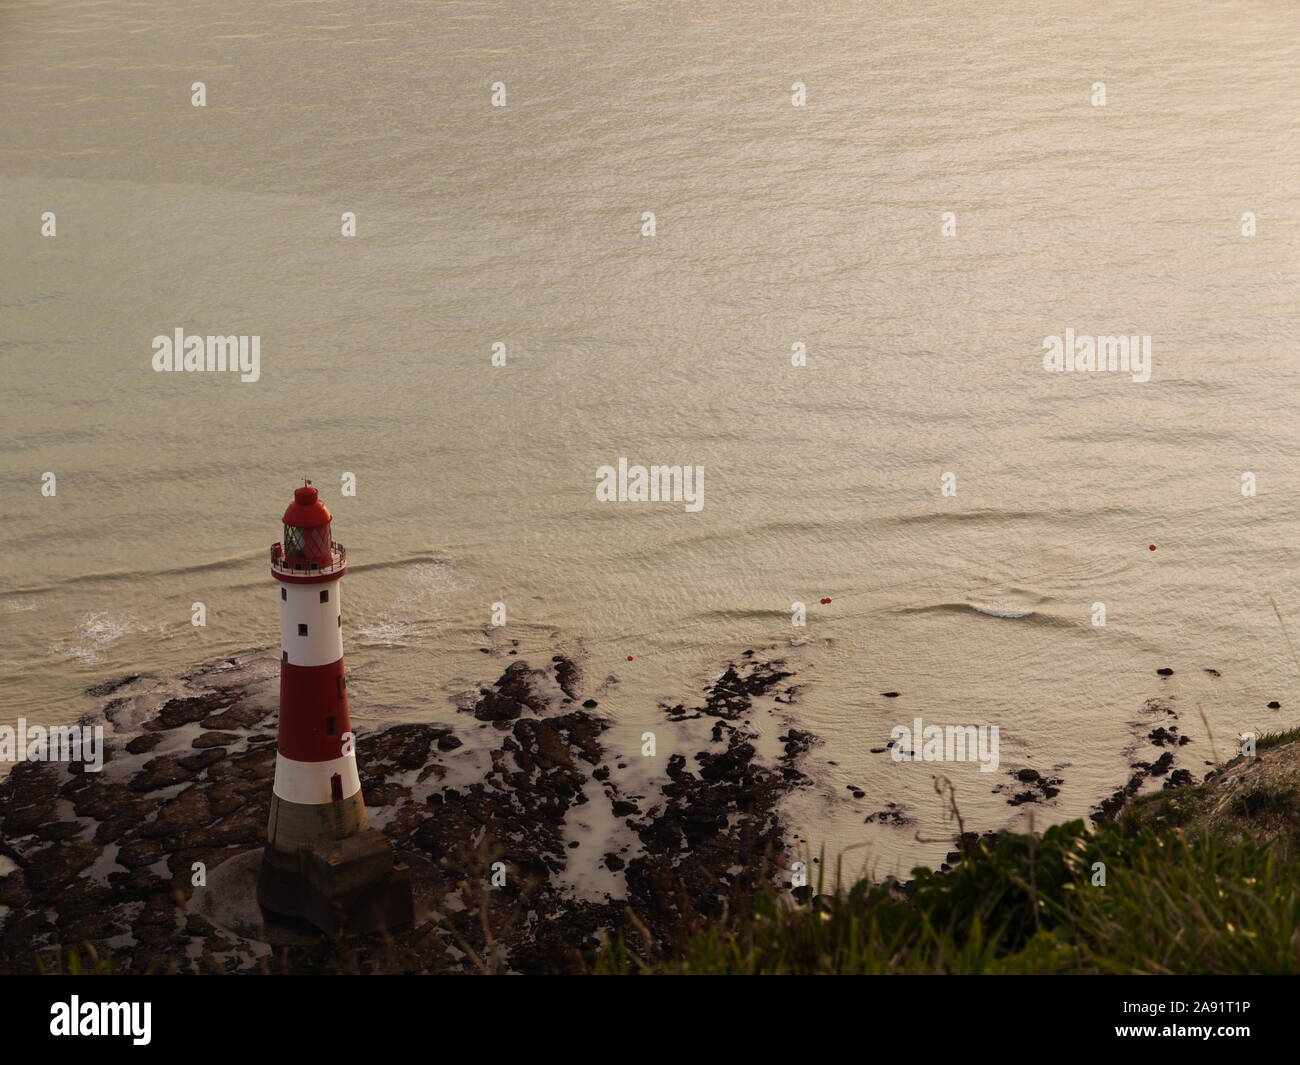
[601, 729, 1300, 975]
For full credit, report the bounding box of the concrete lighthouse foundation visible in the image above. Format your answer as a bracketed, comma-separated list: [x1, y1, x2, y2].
[256, 483, 413, 939]
[257, 829, 414, 939]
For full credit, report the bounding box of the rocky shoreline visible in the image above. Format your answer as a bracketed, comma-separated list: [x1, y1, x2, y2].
[0, 651, 811, 973]
[0, 650, 1250, 974]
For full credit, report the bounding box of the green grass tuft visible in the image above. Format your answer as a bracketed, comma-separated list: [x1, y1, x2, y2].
[1257, 726, 1300, 751]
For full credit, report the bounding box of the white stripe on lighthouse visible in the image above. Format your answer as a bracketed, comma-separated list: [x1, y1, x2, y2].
[272, 753, 362, 805]
[279, 581, 344, 667]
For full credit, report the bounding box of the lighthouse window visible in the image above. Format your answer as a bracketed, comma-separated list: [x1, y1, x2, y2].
[319, 589, 329, 603]
[337, 614, 341, 627]
[280, 587, 286, 601]
[337, 674, 347, 695]
[326, 715, 337, 736]
[284, 525, 305, 557]
[305, 525, 332, 558]
[330, 774, 343, 802]
[298, 623, 308, 636]
[282, 651, 288, 662]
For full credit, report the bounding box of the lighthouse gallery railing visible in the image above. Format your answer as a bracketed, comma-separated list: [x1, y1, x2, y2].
[270, 541, 346, 576]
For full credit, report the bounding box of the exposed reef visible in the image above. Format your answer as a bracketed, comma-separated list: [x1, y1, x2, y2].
[0, 652, 810, 973]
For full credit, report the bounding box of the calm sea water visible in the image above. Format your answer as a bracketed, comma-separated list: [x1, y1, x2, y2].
[3, 0, 1299, 875]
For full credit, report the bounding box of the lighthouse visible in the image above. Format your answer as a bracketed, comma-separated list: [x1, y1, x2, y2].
[257, 483, 413, 938]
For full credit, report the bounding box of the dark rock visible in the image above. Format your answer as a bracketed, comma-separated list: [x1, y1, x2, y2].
[0, 649, 815, 976]
[472, 661, 546, 722]
[365, 783, 410, 808]
[199, 703, 269, 729]
[125, 733, 163, 755]
[35, 821, 84, 843]
[1148, 726, 1185, 748]
[552, 657, 579, 700]
[146, 693, 235, 731]
[130, 755, 194, 793]
[864, 803, 912, 826]
[87, 674, 149, 697]
[192, 731, 239, 749]
[178, 748, 226, 774]
[998, 766, 1063, 806]
[359, 723, 442, 773]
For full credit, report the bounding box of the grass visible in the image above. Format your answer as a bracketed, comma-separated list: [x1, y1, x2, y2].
[1257, 725, 1300, 751]
[598, 817, 1300, 974]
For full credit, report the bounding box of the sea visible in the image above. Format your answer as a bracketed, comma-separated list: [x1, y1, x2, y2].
[3, 0, 1299, 878]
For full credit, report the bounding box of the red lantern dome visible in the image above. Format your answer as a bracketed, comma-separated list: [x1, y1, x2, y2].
[280, 485, 334, 564]
[282, 485, 332, 528]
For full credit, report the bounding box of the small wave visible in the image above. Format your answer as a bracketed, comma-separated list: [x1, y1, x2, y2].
[1, 549, 453, 598]
[969, 603, 1035, 619]
[897, 601, 1035, 619]
[78, 611, 146, 645]
[356, 620, 417, 647]
[349, 552, 452, 576]
[3, 551, 265, 596]
[47, 611, 151, 666]
[882, 508, 1053, 527]
[894, 593, 1076, 625]
[63, 645, 105, 665]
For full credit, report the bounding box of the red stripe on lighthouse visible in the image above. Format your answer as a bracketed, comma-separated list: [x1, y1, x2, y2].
[277, 659, 351, 762]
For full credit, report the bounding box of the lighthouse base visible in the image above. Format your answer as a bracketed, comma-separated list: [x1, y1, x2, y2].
[257, 829, 414, 940]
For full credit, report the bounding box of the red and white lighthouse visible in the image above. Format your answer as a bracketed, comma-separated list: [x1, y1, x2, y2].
[258, 483, 412, 937]
[266, 484, 364, 842]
